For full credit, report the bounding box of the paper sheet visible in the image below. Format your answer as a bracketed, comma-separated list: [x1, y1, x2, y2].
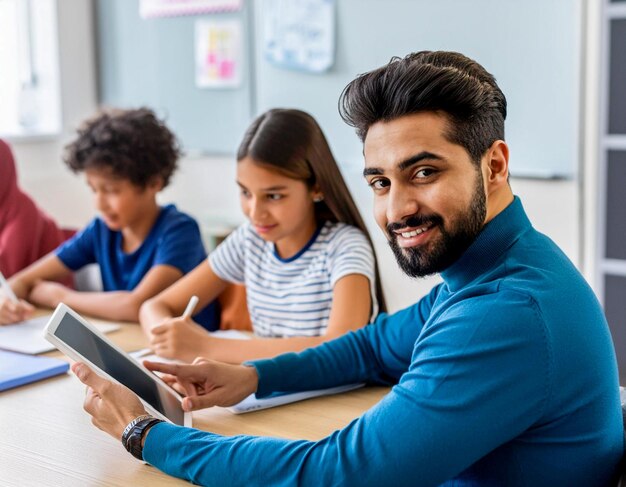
[0, 315, 120, 355]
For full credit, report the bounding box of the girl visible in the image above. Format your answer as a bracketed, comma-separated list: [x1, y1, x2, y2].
[140, 108, 385, 363]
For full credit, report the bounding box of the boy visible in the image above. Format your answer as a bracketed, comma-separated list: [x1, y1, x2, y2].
[0, 108, 219, 328]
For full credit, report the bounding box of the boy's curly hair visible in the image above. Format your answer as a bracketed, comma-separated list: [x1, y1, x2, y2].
[63, 107, 181, 188]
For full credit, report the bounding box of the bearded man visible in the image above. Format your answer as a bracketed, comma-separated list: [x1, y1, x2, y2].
[73, 51, 623, 487]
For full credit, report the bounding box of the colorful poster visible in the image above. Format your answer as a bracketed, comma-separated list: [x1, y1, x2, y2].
[140, 0, 241, 19]
[263, 0, 335, 73]
[195, 19, 242, 88]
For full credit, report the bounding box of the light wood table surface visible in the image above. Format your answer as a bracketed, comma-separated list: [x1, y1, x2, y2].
[0, 318, 389, 486]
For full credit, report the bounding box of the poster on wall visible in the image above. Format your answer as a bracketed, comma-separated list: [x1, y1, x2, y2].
[140, 0, 241, 19]
[195, 19, 242, 88]
[263, 0, 335, 73]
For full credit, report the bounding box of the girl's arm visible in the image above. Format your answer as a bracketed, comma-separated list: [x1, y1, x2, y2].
[139, 261, 228, 333]
[155, 273, 372, 364]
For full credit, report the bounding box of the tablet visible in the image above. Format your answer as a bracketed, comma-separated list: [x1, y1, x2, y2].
[43, 303, 191, 427]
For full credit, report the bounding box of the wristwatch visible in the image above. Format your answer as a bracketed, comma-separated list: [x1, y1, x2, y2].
[122, 415, 164, 460]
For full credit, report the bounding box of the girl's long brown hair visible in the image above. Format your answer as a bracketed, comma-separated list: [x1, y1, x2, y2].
[237, 108, 386, 313]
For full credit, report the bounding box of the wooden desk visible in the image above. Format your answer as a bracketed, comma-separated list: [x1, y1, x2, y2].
[0, 321, 389, 486]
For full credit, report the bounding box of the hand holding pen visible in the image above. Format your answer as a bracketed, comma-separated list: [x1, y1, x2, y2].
[148, 295, 202, 360]
[0, 271, 34, 325]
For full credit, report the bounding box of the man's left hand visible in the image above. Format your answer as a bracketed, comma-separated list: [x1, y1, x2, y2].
[72, 362, 148, 440]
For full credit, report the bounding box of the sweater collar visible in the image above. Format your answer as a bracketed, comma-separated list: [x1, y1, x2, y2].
[440, 196, 532, 292]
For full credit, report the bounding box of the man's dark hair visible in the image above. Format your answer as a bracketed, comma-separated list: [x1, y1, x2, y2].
[63, 107, 181, 188]
[339, 51, 507, 164]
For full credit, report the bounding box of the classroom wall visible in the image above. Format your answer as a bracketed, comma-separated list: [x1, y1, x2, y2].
[8, 0, 586, 313]
[10, 0, 98, 229]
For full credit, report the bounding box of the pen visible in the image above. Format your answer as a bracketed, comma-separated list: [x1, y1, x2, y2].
[182, 295, 199, 319]
[0, 271, 18, 303]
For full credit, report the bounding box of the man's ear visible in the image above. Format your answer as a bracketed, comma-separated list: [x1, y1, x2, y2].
[483, 140, 509, 188]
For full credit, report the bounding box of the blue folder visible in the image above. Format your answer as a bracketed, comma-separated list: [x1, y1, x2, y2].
[0, 350, 69, 392]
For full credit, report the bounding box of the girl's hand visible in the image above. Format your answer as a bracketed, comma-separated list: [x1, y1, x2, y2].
[149, 317, 213, 362]
[72, 362, 148, 440]
[144, 358, 259, 411]
[0, 296, 34, 325]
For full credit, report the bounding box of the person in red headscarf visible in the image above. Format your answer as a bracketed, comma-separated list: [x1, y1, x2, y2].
[0, 138, 68, 279]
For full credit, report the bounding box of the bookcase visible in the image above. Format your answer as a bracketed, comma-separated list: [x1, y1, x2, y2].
[599, 1, 626, 382]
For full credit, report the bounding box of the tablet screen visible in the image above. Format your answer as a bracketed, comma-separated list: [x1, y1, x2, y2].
[54, 313, 185, 425]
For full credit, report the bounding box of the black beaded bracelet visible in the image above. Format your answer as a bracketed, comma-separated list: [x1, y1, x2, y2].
[124, 417, 164, 460]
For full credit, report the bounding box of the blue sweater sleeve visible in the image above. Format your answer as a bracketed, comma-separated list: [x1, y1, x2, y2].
[250, 284, 442, 396]
[143, 290, 551, 486]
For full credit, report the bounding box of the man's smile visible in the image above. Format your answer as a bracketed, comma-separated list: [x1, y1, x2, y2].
[393, 223, 436, 248]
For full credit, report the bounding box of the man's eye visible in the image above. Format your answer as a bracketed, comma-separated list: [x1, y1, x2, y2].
[267, 194, 283, 201]
[369, 179, 389, 190]
[415, 168, 436, 179]
[240, 189, 250, 197]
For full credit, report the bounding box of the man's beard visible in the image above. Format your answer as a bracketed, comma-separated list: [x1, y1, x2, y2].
[387, 172, 487, 278]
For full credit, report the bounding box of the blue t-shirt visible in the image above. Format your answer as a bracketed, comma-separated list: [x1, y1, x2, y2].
[56, 204, 219, 330]
[144, 197, 623, 486]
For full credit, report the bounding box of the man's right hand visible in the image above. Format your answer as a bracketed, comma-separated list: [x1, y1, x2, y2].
[143, 358, 259, 411]
[0, 296, 34, 325]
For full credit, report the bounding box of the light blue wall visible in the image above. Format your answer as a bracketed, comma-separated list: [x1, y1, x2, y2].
[254, 0, 582, 178]
[96, 0, 254, 155]
[97, 0, 582, 178]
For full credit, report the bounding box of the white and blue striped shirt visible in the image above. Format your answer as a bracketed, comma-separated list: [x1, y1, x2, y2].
[209, 221, 377, 337]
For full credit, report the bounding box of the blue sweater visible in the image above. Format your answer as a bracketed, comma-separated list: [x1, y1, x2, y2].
[143, 197, 623, 486]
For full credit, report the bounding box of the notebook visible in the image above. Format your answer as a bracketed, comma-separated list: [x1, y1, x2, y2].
[228, 383, 365, 414]
[0, 314, 120, 354]
[0, 349, 69, 392]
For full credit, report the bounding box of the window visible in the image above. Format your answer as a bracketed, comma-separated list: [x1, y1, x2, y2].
[0, 0, 61, 137]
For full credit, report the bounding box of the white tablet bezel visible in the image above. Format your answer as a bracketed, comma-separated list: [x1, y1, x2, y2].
[44, 303, 191, 427]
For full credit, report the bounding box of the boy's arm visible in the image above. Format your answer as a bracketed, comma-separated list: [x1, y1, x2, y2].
[9, 253, 72, 298]
[29, 263, 184, 323]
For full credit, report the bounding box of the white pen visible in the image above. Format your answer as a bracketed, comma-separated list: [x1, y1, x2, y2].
[0, 271, 18, 303]
[182, 295, 199, 319]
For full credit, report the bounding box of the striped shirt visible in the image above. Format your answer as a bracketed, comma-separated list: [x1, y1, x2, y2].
[209, 221, 377, 337]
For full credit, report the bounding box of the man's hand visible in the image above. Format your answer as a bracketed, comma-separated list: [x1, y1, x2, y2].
[0, 296, 34, 325]
[149, 317, 213, 362]
[72, 362, 148, 440]
[28, 281, 69, 309]
[144, 358, 259, 411]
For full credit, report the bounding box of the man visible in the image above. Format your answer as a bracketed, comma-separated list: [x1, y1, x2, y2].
[73, 51, 623, 486]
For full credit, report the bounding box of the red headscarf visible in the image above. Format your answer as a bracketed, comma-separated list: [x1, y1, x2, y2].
[0, 139, 69, 277]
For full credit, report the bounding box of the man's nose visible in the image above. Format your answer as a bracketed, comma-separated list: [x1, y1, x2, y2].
[386, 186, 419, 226]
